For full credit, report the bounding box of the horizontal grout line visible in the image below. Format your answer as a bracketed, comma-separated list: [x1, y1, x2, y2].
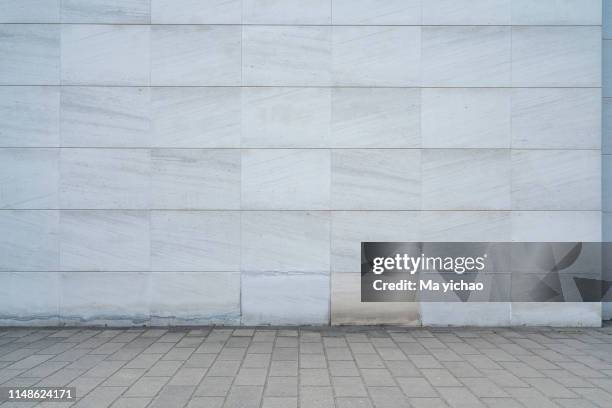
[0, 85, 603, 89]
[0, 209, 603, 212]
[0, 147, 603, 151]
[0, 23, 603, 27]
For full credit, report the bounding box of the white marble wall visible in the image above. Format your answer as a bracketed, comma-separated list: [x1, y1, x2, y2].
[0, 0, 603, 326]
[604, 0, 612, 321]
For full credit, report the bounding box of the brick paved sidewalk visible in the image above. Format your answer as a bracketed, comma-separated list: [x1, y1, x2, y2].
[1, 326, 612, 408]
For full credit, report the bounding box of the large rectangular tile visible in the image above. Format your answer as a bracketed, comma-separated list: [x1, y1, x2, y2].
[0, 148, 59, 209]
[422, 149, 511, 210]
[511, 211, 601, 242]
[0, 0, 59, 22]
[331, 211, 420, 273]
[243, 0, 330, 24]
[420, 211, 511, 242]
[241, 149, 331, 210]
[61, 87, 151, 148]
[243, 26, 331, 86]
[151, 25, 241, 86]
[242, 87, 331, 148]
[60, 272, 150, 326]
[61, 25, 150, 86]
[606, 41, 612, 98]
[332, 26, 420, 87]
[241, 211, 330, 273]
[511, 303, 601, 327]
[512, 89, 601, 149]
[150, 272, 240, 325]
[331, 272, 419, 326]
[511, 150, 601, 211]
[60, 149, 150, 209]
[60, 210, 150, 271]
[422, 88, 511, 149]
[0, 86, 59, 147]
[151, 211, 240, 271]
[0, 210, 59, 271]
[422, 26, 510, 87]
[512, 0, 602, 25]
[605, 99, 612, 154]
[331, 88, 420, 148]
[151, 87, 240, 148]
[422, 0, 510, 25]
[0, 272, 60, 326]
[61, 0, 150, 23]
[151, 149, 240, 210]
[605, 156, 612, 212]
[421, 303, 511, 327]
[241, 272, 329, 325]
[151, 0, 241, 24]
[0, 24, 60, 85]
[331, 0, 421, 25]
[512, 27, 601, 87]
[331, 149, 420, 210]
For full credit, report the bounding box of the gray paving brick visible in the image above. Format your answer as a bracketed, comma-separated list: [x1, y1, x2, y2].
[300, 386, 334, 408]
[265, 376, 298, 397]
[194, 376, 233, 397]
[300, 368, 331, 386]
[332, 376, 368, 397]
[186, 396, 224, 408]
[110, 397, 151, 408]
[224, 385, 263, 408]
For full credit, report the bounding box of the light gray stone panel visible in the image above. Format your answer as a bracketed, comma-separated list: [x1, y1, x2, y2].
[151, 87, 240, 148]
[331, 0, 421, 25]
[421, 303, 511, 327]
[151, 211, 240, 271]
[151, 0, 241, 24]
[241, 272, 329, 325]
[61, 87, 151, 148]
[331, 211, 420, 273]
[511, 150, 601, 211]
[605, 156, 612, 212]
[60, 210, 150, 271]
[512, 89, 601, 149]
[241, 211, 330, 273]
[332, 26, 420, 87]
[512, 27, 601, 87]
[605, 212, 612, 242]
[422, 0, 511, 25]
[511, 303, 601, 327]
[605, 99, 612, 154]
[150, 272, 240, 325]
[422, 88, 511, 149]
[331, 88, 420, 149]
[605, 41, 612, 98]
[422, 26, 511, 87]
[60, 272, 150, 326]
[61, 25, 150, 86]
[61, 0, 150, 23]
[243, 0, 331, 24]
[420, 211, 512, 242]
[151, 149, 240, 210]
[241, 149, 331, 210]
[0, 86, 60, 147]
[606, 0, 612, 39]
[0, 210, 59, 271]
[243, 26, 332, 86]
[331, 149, 421, 210]
[511, 211, 601, 242]
[0, 272, 60, 326]
[422, 149, 511, 211]
[512, 0, 602, 25]
[0, 0, 60, 22]
[331, 272, 420, 326]
[60, 149, 150, 209]
[152, 25, 241, 86]
[0, 24, 60, 85]
[242, 87, 331, 148]
[0, 148, 59, 209]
